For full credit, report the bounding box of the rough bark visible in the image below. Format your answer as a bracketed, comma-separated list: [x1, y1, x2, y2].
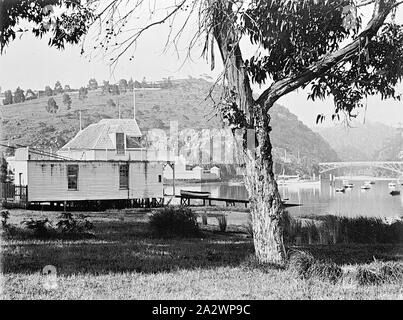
[243, 104, 286, 264]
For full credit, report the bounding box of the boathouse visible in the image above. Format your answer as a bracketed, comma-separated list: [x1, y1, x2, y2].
[4, 119, 165, 209]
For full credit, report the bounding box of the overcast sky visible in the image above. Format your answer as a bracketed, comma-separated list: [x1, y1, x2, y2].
[0, 1, 402, 129]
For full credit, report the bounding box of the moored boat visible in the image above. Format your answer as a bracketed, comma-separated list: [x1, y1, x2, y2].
[388, 182, 397, 188]
[180, 190, 211, 198]
[390, 190, 401, 196]
[361, 184, 370, 190]
[335, 188, 345, 193]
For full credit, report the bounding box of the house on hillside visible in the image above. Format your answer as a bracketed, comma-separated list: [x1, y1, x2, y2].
[5, 118, 166, 209]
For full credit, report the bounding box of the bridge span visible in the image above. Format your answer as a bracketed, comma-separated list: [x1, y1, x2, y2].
[318, 161, 403, 176]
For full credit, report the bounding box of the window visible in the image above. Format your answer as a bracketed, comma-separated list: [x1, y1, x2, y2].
[116, 133, 125, 155]
[158, 175, 162, 183]
[119, 164, 129, 189]
[67, 165, 78, 190]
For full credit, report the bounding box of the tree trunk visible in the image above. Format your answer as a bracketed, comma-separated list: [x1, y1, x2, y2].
[243, 104, 286, 264]
[210, 0, 286, 264]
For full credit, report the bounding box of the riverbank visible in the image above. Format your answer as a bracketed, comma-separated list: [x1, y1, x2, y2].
[1, 209, 402, 299]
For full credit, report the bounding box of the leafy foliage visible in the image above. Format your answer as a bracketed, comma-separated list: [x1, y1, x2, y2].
[56, 212, 94, 234]
[13, 87, 25, 103]
[78, 86, 88, 101]
[62, 93, 72, 109]
[149, 206, 200, 238]
[243, 0, 355, 83]
[46, 97, 58, 113]
[0, 0, 94, 54]
[2, 90, 13, 105]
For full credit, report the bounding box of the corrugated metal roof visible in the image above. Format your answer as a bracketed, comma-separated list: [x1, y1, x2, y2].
[60, 119, 142, 150]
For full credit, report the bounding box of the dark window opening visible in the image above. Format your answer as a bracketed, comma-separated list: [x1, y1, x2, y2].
[116, 132, 125, 155]
[119, 164, 129, 189]
[158, 175, 162, 183]
[67, 165, 78, 190]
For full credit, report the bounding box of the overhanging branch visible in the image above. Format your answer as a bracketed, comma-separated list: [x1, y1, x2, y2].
[256, 0, 401, 108]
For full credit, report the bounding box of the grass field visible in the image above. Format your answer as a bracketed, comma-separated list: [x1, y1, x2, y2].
[1, 209, 403, 300]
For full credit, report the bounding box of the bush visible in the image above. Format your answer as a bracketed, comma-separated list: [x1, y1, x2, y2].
[149, 206, 200, 238]
[287, 250, 342, 283]
[56, 212, 94, 234]
[285, 214, 403, 245]
[356, 261, 403, 286]
[1, 210, 10, 228]
[22, 218, 55, 238]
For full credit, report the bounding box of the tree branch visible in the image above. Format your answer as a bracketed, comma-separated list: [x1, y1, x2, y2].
[256, 0, 400, 108]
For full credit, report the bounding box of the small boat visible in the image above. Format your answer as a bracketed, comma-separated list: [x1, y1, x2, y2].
[365, 180, 375, 185]
[335, 188, 346, 193]
[390, 190, 401, 196]
[388, 182, 397, 188]
[344, 183, 354, 188]
[361, 184, 370, 190]
[180, 190, 211, 198]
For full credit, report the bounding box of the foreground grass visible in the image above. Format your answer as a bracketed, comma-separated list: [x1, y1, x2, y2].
[1, 209, 403, 299]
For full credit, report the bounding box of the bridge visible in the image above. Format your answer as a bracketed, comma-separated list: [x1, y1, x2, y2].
[318, 161, 403, 176]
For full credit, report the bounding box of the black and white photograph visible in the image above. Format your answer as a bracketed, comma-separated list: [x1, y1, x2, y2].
[0, 0, 403, 304]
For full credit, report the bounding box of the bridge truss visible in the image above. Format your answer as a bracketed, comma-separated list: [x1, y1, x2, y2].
[318, 162, 403, 176]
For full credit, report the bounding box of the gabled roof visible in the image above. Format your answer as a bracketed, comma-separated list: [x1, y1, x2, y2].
[60, 119, 142, 150]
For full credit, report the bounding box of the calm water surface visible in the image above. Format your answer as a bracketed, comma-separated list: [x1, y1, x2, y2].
[165, 180, 403, 219]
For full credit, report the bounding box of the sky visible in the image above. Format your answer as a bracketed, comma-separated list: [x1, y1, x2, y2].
[0, 1, 402, 129]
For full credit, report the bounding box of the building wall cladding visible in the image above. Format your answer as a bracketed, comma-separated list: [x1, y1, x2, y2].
[27, 160, 163, 202]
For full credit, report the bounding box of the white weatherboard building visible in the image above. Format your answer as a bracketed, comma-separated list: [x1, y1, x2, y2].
[6, 119, 165, 208]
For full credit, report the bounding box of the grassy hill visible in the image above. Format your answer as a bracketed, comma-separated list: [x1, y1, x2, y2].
[0, 78, 338, 172]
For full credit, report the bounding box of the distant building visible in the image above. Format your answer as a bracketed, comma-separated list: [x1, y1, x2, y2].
[163, 155, 220, 181]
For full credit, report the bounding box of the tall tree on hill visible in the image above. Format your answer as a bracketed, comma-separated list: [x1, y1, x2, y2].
[46, 97, 58, 114]
[110, 84, 120, 96]
[54, 81, 63, 94]
[1, 0, 403, 264]
[102, 81, 111, 95]
[3, 90, 13, 105]
[128, 78, 134, 92]
[44, 86, 53, 97]
[78, 87, 88, 101]
[63, 93, 72, 110]
[13, 87, 25, 103]
[118, 79, 128, 94]
[88, 78, 98, 90]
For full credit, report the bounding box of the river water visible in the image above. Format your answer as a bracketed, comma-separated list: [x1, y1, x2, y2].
[165, 179, 403, 219]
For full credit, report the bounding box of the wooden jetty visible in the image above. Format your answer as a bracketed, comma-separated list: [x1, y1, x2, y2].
[176, 190, 301, 208]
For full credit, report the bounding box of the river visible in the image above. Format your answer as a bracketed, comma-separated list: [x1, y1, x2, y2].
[164, 179, 403, 219]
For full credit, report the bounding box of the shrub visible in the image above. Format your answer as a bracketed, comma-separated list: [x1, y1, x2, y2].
[285, 214, 403, 245]
[22, 218, 55, 238]
[356, 261, 403, 286]
[287, 250, 315, 279]
[1, 210, 10, 228]
[287, 250, 343, 283]
[216, 214, 227, 232]
[56, 212, 94, 234]
[149, 206, 200, 238]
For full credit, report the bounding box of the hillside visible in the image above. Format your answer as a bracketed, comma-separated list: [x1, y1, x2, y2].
[316, 122, 397, 161]
[0, 78, 338, 172]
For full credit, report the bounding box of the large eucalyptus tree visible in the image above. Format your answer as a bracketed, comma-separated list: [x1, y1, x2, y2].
[1, 0, 403, 264]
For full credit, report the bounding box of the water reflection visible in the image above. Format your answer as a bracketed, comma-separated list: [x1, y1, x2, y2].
[165, 180, 403, 218]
